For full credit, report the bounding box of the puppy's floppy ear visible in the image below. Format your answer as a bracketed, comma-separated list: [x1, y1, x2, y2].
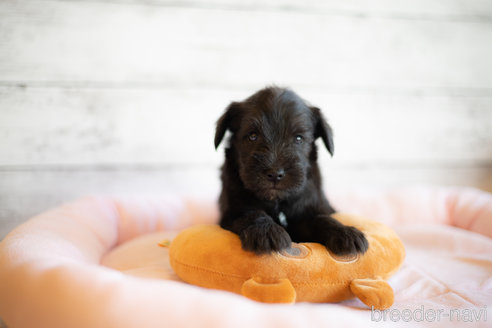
[214, 101, 242, 149]
[311, 106, 334, 156]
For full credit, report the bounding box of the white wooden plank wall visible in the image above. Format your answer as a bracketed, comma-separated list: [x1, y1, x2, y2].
[1, 0, 492, 239]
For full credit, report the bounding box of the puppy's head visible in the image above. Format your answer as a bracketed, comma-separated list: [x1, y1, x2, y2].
[215, 87, 334, 201]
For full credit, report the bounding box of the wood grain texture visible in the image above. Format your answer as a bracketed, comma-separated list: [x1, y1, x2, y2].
[1, 0, 492, 240]
[16, 0, 492, 20]
[1, 86, 491, 166]
[1, 1, 492, 88]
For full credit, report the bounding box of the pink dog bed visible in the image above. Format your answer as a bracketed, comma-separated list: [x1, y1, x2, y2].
[0, 188, 491, 327]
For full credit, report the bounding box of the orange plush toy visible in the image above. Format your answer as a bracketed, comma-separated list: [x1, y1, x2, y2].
[167, 213, 405, 310]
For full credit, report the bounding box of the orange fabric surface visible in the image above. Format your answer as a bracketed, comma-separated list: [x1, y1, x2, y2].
[168, 213, 405, 309]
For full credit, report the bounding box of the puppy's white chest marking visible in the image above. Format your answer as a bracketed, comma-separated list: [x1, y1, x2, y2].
[278, 211, 287, 227]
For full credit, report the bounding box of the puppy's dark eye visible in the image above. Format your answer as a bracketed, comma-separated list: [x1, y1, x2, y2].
[249, 133, 258, 141]
[295, 135, 304, 144]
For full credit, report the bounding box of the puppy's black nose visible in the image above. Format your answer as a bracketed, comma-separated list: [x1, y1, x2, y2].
[266, 168, 285, 182]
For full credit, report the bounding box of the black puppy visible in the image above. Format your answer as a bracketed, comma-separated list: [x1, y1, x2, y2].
[214, 87, 368, 256]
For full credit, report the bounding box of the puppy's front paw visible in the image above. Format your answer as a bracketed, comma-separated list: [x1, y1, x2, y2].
[240, 217, 292, 254]
[324, 225, 369, 256]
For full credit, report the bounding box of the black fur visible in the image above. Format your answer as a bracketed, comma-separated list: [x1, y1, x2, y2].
[215, 87, 368, 255]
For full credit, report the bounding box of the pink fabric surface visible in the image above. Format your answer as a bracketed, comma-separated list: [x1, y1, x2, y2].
[0, 188, 491, 328]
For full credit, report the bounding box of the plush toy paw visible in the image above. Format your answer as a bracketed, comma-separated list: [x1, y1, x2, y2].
[324, 224, 369, 256]
[350, 277, 394, 310]
[241, 278, 296, 303]
[240, 216, 292, 254]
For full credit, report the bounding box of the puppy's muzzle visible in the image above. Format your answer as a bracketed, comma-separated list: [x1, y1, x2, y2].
[265, 168, 285, 182]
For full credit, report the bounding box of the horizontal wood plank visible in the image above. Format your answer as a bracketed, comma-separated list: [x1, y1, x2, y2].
[1, 86, 491, 166]
[26, 0, 492, 20]
[1, 1, 491, 89]
[1, 167, 491, 239]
